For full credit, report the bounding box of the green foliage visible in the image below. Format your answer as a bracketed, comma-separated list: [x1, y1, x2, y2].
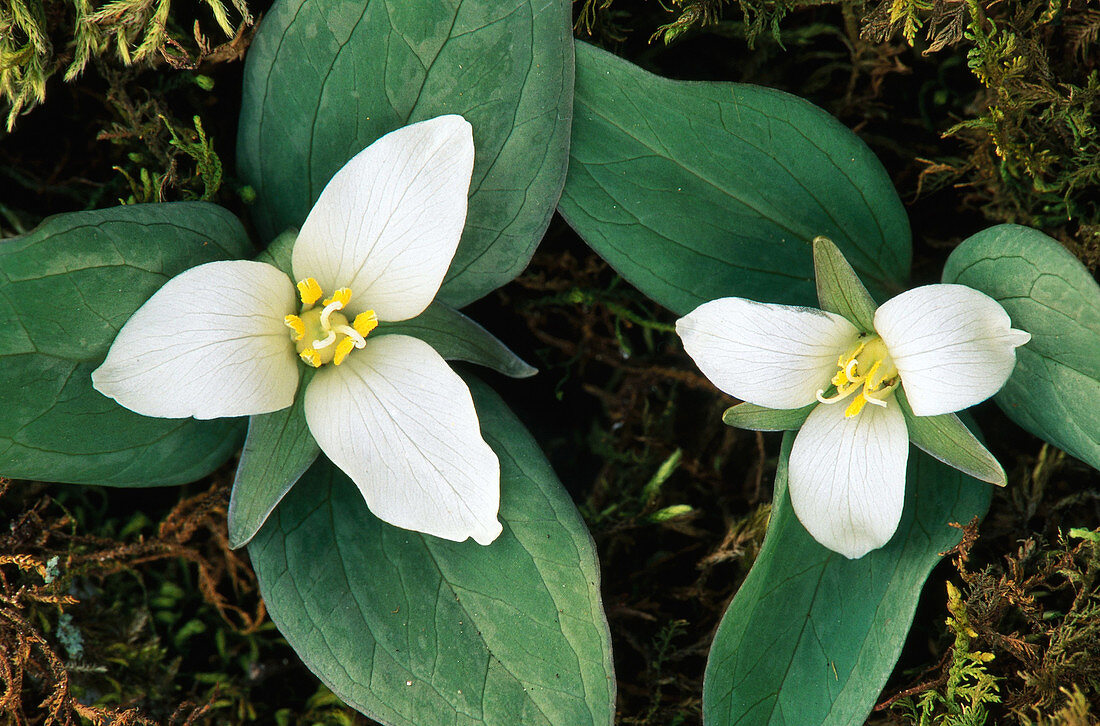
[0, 204, 249, 486]
[236, 0, 574, 308]
[943, 225, 1100, 471]
[703, 433, 992, 726]
[248, 379, 615, 726]
[561, 42, 911, 317]
[0, 0, 252, 130]
[894, 582, 1002, 725]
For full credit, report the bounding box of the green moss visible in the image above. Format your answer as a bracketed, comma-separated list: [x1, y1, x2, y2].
[0, 0, 252, 130]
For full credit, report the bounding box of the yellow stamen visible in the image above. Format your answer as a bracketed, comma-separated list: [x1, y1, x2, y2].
[353, 310, 378, 337]
[289, 283, 373, 368]
[284, 314, 305, 341]
[816, 334, 899, 418]
[296, 277, 323, 306]
[333, 336, 356, 366]
[844, 393, 869, 418]
[323, 288, 352, 308]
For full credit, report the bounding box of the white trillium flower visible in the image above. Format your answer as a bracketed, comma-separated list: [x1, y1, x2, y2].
[676, 284, 1030, 559]
[92, 115, 503, 546]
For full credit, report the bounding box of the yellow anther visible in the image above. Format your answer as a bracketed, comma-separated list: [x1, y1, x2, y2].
[299, 348, 322, 368]
[333, 336, 356, 366]
[323, 288, 352, 308]
[297, 278, 323, 306]
[284, 314, 305, 341]
[844, 393, 869, 418]
[819, 334, 899, 417]
[353, 310, 378, 337]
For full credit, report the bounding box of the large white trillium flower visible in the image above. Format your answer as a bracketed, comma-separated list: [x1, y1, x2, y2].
[677, 285, 1030, 558]
[92, 115, 503, 545]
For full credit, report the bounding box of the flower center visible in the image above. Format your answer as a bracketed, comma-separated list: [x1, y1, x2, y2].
[284, 277, 378, 368]
[815, 334, 900, 418]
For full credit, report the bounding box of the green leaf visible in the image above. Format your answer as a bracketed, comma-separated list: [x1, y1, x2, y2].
[229, 369, 319, 549]
[0, 203, 251, 486]
[897, 389, 1005, 486]
[248, 378, 614, 726]
[813, 236, 878, 332]
[942, 224, 1100, 470]
[237, 0, 574, 308]
[723, 402, 816, 431]
[380, 304, 536, 379]
[703, 432, 990, 725]
[559, 42, 911, 317]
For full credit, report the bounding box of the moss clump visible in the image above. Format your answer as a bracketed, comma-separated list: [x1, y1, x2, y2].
[881, 520, 1100, 724]
[0, 0, 252, 130]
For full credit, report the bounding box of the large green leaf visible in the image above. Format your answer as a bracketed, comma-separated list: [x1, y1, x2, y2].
[249, 378, 614, 725]
[0, 204, 250, 486]
[703, 433, 990, 725]
[942, 224, 1100, 470]
[559, 42, 911, 316]
[237, 0, 574, 308]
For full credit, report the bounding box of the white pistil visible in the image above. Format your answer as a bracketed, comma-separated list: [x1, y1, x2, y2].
[335, 324, 366, 348]
[320, 300, 343, 327]
[312, 330, 337, 349]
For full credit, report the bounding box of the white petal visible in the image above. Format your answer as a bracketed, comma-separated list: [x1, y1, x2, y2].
[291, 115, 475, 322]
[874, 284, 1031, 417]
[788, 400, 909, 559]
[304, 334, 502, 544]
[676, 298, 860, 409]
[92, 261, 299, 419]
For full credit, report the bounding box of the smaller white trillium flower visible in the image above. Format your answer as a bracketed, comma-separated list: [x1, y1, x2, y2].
[92, 115, 503, 546]
[676, 284, 1031, 559]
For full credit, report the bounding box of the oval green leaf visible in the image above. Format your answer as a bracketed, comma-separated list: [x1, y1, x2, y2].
[248, 377, 615, 726]
[560, 42, 911, 316]
[237, 0, 574, 308]
[0, 204, 251, 486]
[703, 432, 990, 725]
[942, 224, 1100, 470]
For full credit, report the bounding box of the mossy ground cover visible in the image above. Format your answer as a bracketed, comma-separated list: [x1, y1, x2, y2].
[1, 0, 1098, 723]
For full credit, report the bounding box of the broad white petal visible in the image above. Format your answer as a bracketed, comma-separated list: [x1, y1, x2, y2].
[676, 298, 860, 409]
[92, 261, 299, 419]
[875, 284, 1031, 417]
[788, 400, 909, 559]
[291, 115, 475, 322]
[304, 334, 502, 544]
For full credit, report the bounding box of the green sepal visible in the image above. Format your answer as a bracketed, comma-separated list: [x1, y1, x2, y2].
[229, 368, 319, 549]
[813, 236, 877, 332]
[722, 401, 816, 431]
[897, 388, 1006, 486]
[256, 227, 297, 275]
[379, 305, 537, 379]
